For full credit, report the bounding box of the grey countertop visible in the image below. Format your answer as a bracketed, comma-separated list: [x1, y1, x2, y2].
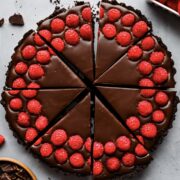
[0, 0, 180, 180]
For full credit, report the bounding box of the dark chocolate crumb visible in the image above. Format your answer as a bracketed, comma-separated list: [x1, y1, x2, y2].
[50, 0, 61, 5]
[0, 18, 4, 27]
[9, 14, 24, 26]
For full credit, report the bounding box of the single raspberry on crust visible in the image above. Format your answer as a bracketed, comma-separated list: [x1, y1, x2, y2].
[138, 61, 153, 75]
[137, 100, 153, 116]
[54, 148, 68, 164]
[17, 112, 30, 127]
[116, 136, 131, 151]
[65, 29, 80, 45]
[80, 24, 92, 40]
[40, 143, 53, 157]
[28, 64, 45, 80]
[126, 116, 140, 131]
[166, 0, 178, 10]
[10, 98, 23, 111]
[93, 142, 104, 159]
[34, 137, 42, 146]
[85, 137, 92, 152]
[139, 78, 154, 87]
[69, 153, 85, 168]
[132, 21, 148, 38]
[140, 123, 157, 138]
[116, 31, 132, 47]
[0, 135, 5, 146]
[121, 13, 135, 26]
[141, 36, 155, 51]
[39, 29, 52, 42]
[36, 50, 51, 64]
[107, 8, 121, 22]
[68, 135, 84, 150]
[25, 128, 38, 142]
[34, 33, 45, 46]
[66, 14, 79, 27]
[135, 144, 148, 157]
[128, 45, 143, 61]
[93, 161, 103, 176]
[15, 62, 28, 75]
[140, 89, 156, 98]
[50, 18, 65, 33]
[8, 90, 20, 96]
[152, 67, 168, 84]
[102, 24, 117, 39]
[27, 82, 40, 89]
[22, 90, 37, 99]
[150, 51, 165, 64]
[12, 78, 26, 89]
[22, 45, 37, 60]
[136, 135, 144, 145]
[27, 99, 42, 115]
[104, 141, 116, 155]
[51, 38, 65, 52]
[35, 116, 48, 131]
[100, 7, 104, 19]
[82, 7, 92, 22]
[155, 91, 169, 106]
[50, 129, 67, 146]
[106, 157, 121, 172]
[152, 110, 165, 123]
[122, 153, 136, 167]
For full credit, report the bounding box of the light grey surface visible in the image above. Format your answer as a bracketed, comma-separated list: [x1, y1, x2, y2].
[0, 0, 180, 180]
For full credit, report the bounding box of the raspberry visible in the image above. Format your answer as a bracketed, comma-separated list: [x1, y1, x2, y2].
[50, 18, 65, 33]
[65, 29, 80, 45]
[82, 7, 92, 22]
[152, 67, 168, 84]
[135, 144, 148, 157]
[36, 50, 51, 64]
[106, 157, 121, 172]
[68, 135, 84, 150]
[167, 0, 178, 10]
[140, 89, 156, 98]
[104, 141, 116, 155]
[139, 78, 154, 87]
[107, 8, 121, 22]
[69, 153, 85, 168]
[51, 38, 64, 52]
[100, 7, 104, 19]
[27, 99, 42, 114]
[12, 78, 26, 89]
[132, 21, 148, 38]
[22, 90, 37, 99]
[141, 36, 155, 51]
[40, 143, 53, 157]
[8, 90, 20, 96]
[122, 153, 136, 167]
[17, 112, 30, 127]
[34, 137, 42, 146]
[0, 135, 5, 146]
[93, 142, 104, 159]
[116, 136, 131, 151]
[80, 24, 92, 40]
[178, 0, 180, 14]
[121, 13, 135, 26]
[54, 148, 68, 164]
[102, 24, 117, 39]
[150, 51, 165, 64]
[126, 116, 140, 131]
[28, 64, 44, 79]
[85, 137, 92, 152]
[152, 110, 165, 123]
[93, 161, 103, 175]
[141, 123, 157, 138]
[137, 100, 153, 116]
[15, 62, 28, 74]
[155, 91, 169, 106]
[27, 82, 40, 89]
[136, 135, 144, 145]
[10, 98, 23, 111]
[128, 45, 143, 60]
[138, 61, 153, 75]
[39, 29, 52, 42]
[116, 31, 132, 46]
[34, 33, 45, 46]
[50, 129, 67, 146]
[25, 128, 38, 142]
[66, 14, 79, 27]
[22, 45, 37, 60]
[35, 116, 48, 131]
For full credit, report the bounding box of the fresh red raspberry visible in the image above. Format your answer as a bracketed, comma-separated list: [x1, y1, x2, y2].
[100, 7, 104, 19]
[80, 24, 92, 40]
[152, 67, 168, 84]
[27, 99, 42, 115]
[50, 129, 67, 146]
[121, 13, 135, 26]
[40, 143, 53, 157]
[68, 135, 84, 150]
[35, 116, 48, 131]
[8, 90, 20, 96]
[34, 33, 45, 46]
[66, 14, 79, 27]
[27, 82, 40, 89]
[48, 47, 55, 55]
[122, 153, 136, 167]
[15, 62, 28, 74]
[140, 123, 157, 138]
[126, 116, 140, 131]
[22, 45, 37, 60]
[93, 142, 104, 159]
[54, 148, 68, 164]
[135, 144, 148, 157]
[106, 157, 121, 172]
[69, 153, 85, 168]
[139, 78, 154, 87]
[137, 100, 153, 116]
[25, 128, 38, 142]
[128, 45, 143, 60]
[51, 38, 64, 52]
[155, 91, 169, 106]
[166, 0, 178, 10]
[104, 141, 116, 155]
[22, 90, 37, 99]
[107, 8, 121, 22]
[28, 64, 44, 80]
[141, 36, 155, 51]
[34, 137, 42, 146]
[10, 98, 22, 111]
[152, 110, 165, 123]
[132, 21, 148, 38]
[93, 161, 103, 176]
[102, 24, 117, 39]
[36, 50, 51, 64]
[17, 112, 30, 127]
[150, 51, 165, 64]
[85, 137, 92, 152]
[87, 157, 91, 166]
[65, 29, 80, 45]
[50, 18, 65, 33]
[39, 29, 52, 42]
[116, 31, 132, 46]
[12, 78, 26, 89]
[140, 89, 156, 98]
[136, 135, 144, 145]
[138, 61, 153, 75]
[82, 7, 92, 22]
[0, 135, 5, 146]
[116, 136, 131, 151]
